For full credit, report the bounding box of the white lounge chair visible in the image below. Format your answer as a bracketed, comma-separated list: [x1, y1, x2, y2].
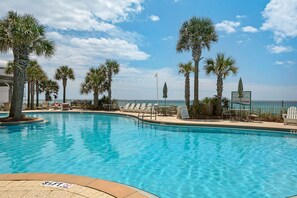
[126, 103, 135, 112]
[283, 106, 297, 125]
[130, 103, 141, 112]
[135, 103, 146, 112]
[120, 103, 130, 111]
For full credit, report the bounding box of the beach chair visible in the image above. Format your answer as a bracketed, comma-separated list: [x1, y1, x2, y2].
[248, 108, 261, 122]
[126, 103, 135, 112]
[42, 101, 49, 110]
[120, 103, 130, 111]
[283, 106, 297, 125]
[130, 103, 141, 112]
[138, 103, 154, 119]
[61, 103, 70, 110]
[52, 103, 61, 110]
[222, 108, 232, 119]
[135, 103, 146, 113]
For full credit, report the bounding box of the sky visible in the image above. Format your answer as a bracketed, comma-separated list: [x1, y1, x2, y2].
[0, 0, 297, 101]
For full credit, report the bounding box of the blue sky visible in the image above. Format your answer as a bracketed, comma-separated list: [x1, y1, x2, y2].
[0, 0, 296, 101]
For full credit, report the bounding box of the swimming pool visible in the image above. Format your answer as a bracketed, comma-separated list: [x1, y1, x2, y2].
[1, 112, 297, 197]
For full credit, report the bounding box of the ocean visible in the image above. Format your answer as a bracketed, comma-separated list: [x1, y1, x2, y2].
[24, 99, 297, 114]
[117, 99, 297, 114]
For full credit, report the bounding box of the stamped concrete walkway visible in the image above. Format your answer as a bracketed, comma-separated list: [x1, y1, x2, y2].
[0, 173, 154, 198]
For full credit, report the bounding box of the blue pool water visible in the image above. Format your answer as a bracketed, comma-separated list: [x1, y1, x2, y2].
[1, 112, 297, 197]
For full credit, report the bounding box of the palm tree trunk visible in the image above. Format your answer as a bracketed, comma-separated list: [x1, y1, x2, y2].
[108, 75, 112, 103]
[10, 48, 28, 120]
[185, 74, 190, 110]
[27, 82, 30, 108]
[94, 92, 99, 109]
[217, 76, 223, 116]
[36, 81, 39, 107]
[45, 92, 50, 101]
[30, 81, 35, 109]
[9, 57, 18, 117]
[63, 79, 67, 103]
[192, 48, 202, 117]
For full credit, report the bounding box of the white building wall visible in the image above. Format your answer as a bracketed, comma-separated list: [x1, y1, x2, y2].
[0, 87, 9, 103]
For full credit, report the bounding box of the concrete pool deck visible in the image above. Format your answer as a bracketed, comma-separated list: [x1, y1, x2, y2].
[1, 109, 296, 131]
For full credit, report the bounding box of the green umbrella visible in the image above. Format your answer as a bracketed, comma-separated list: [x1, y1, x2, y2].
[163, 82, 168, 107]
[238, 78, 243, 120]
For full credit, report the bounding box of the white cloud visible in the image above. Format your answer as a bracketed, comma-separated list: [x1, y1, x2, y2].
[236, 15, 247, 19]
[275, 60, 295, 66]
[215, 20, 240, 33]
[267, 45, 293, 54]
[162, 36, 174, 41]
[149, 15, 160, 22]
[70, 37, 149, 61]
[242, 26, 258, 33]
[261, 0, 297, 43]
[0, 0, 144, 31]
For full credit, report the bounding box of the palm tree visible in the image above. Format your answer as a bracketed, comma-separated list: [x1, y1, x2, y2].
[0, 11, 54, 120]
[204, 53, 238, 115]
[103, 59, 120, 103]
[27, 60, 40, 109]
[178, 61, 194, 111]
[80, 66, 107, 109]
[54, 65, 75, 103]
[35, 67, 47, 107]
[27, 60, 47, 109]
[39, 79, 59, 101]
[177, 17, 218, 117]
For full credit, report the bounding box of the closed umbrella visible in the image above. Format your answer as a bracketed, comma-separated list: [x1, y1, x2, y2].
[163, 82, 168, 107]
[238, 78, 243, 120]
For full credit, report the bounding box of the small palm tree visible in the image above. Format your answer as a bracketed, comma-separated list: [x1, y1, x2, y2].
[80, 66, 107, 109]
[177, 17, 218, 117]
[35, 67, 47, 107]
[178, 61, 194, 110]
[103, 59, 120, 103]
[55, 65, 75, 103]
[27, 60, 42, 109]
[40, 79, 59, 101]
[204, 53, 238, 115]
[0, 11, 54, 120]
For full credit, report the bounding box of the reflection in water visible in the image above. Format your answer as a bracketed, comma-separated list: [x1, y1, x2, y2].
[53, 114, 74, 152]
[0, 124, 50, 172]
[80, 114, 119, 162]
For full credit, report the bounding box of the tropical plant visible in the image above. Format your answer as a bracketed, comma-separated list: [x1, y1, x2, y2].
[204, 53, 238, 115]
[39, 79, 59, 101]
[178, 61, 194, 110]
[0, 11, 54, 120]
[102, 59, 120, 103]
[80, 66, 108, 109]
[54, 65, 75, 103]
[4, 61, 14, 75]
[177, 17, 218, 117]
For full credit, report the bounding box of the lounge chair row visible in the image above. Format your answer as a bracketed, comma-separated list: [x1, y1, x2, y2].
[120, 103, 153, 113]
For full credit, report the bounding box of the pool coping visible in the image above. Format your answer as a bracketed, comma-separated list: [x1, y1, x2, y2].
[0, 173, 157, 198]
[1, 110, 297, 132]
[0, 117, 44, 126]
